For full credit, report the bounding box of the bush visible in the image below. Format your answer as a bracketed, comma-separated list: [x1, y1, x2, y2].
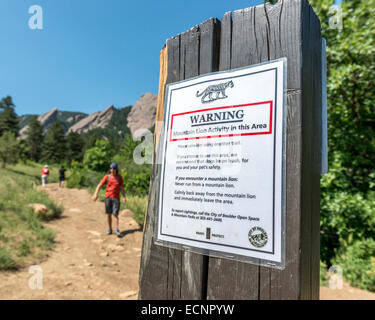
[113, 135, 152, 196]
[68, 158, 151, 199]
[36, 228, 56, 250]
[66, 164, 103, 190]
[320, 260, 329, 286]
[125, 196, 148, 228]
[18, 240, 31, 257]
[320, 155, 375, 264]
[83, 140, 112, 172]
[0, 247, 17, 270]
[123, 169, 150, 196]
[333, 239, 375, 292]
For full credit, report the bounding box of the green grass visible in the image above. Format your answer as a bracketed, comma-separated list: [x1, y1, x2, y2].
[0, 162, 62, 270]
[124, 195, 148, 229]
[0, 247, 17, 270]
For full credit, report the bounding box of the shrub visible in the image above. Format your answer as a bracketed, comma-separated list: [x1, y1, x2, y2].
[123, 170, 150, 196]
[83, 140, 112, 172]
[0, 247, 17, 270]
[66, 168, 88, 189]
[333, 239, 375, 292]
[320, 156, 375, 264]
[320, 260, 329, 286]
[125, 196, 148, 228]
[66, 166, 102, 190]
[18, 240, 31, 257]
[36, 228, 56, 250]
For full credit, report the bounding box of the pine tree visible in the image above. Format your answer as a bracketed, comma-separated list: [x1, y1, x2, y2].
[0, 132, 19, 168]
[0, 96, 19, 137]
[42, 121, 66, 163]
[84, 131, 100, 150]
[25, 116, 43, 162]
[66, 131, 85, 164]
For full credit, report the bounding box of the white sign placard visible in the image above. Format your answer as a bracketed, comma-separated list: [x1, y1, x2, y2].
[155, 59, 286, 267]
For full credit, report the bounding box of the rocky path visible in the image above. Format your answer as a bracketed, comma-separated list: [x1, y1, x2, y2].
[0, 184, 143, 300]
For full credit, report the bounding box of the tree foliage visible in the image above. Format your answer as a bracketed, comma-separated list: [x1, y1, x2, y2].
[333, 239, 375, 292]
[0, 96, 19, 137]
[83, 140, 112, 172]
[0, 132, 20, 168]
[42, 121, 66, 164]
[309, 0, 375, 272]
[80, 106, 132, 151]
[25, 116, 43, 162]
[66, 131, 85, 164]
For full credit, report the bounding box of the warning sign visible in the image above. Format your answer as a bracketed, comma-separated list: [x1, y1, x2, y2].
[155, 59, 286, 268]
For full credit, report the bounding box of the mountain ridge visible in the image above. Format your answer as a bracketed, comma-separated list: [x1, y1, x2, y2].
[18, 93, 157, 139]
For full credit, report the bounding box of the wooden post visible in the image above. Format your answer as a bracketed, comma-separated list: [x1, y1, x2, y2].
[139, 0, 322, 300]
[139, 18, 221, 300]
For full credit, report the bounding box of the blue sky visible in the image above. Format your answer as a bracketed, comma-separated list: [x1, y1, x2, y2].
[0, 0, 265, 115]
[0, 0, 339, 116]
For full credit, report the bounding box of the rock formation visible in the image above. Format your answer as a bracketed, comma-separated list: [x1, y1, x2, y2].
[18, 92, 158, 139]
[19, 107, 58, 139]
[68, 105, 114, 134]
[126, 93, 157, 137]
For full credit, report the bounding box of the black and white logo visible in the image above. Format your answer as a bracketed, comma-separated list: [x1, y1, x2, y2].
[196, 80, 234, 104]
[248, 227, 268, 248]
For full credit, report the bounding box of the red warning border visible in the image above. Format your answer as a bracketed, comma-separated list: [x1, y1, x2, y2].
[170, 101, 273, 142]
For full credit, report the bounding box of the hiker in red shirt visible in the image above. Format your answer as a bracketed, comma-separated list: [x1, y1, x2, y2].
[92, 163, 126, 236]
[41, 165, 49, 187]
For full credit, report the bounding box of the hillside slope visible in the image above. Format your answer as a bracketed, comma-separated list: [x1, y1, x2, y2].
[18, 92, 157, 140]
[0, 183, 142, 299]
[18, 109, 87, 139]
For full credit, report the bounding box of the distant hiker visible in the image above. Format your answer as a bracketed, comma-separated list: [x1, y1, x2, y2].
[59, 165, 66, 188]
[41, 165, 49, 187]
[92, 163, 126, 236]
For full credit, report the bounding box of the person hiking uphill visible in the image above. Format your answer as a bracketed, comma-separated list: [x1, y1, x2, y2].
[92, 163, 126, 236]
[59, 165, 66, 188]
[41, 165, 49, 187]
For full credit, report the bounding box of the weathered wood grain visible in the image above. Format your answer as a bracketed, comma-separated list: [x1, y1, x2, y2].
[219, 12, 232, 71]
[138, 36, 179, 300]
[301, 0, 322, 300]
[140, 0, 322, 300]
[172, 26, 202, 300]
[207, 9, 261, 300]
[140, 19, 221, 300]
[207, 0, 322, 300]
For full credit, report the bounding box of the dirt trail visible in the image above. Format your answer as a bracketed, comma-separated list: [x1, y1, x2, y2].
[0, 184, 143, 300]
[320, 282, 375, 300]
[0, 183, 374, 300]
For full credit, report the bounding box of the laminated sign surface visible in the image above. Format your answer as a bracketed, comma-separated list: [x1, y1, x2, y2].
[156, 59, 286, 268]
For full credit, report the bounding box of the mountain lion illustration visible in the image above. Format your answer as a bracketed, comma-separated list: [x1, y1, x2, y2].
[196, 80, 234, 103]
